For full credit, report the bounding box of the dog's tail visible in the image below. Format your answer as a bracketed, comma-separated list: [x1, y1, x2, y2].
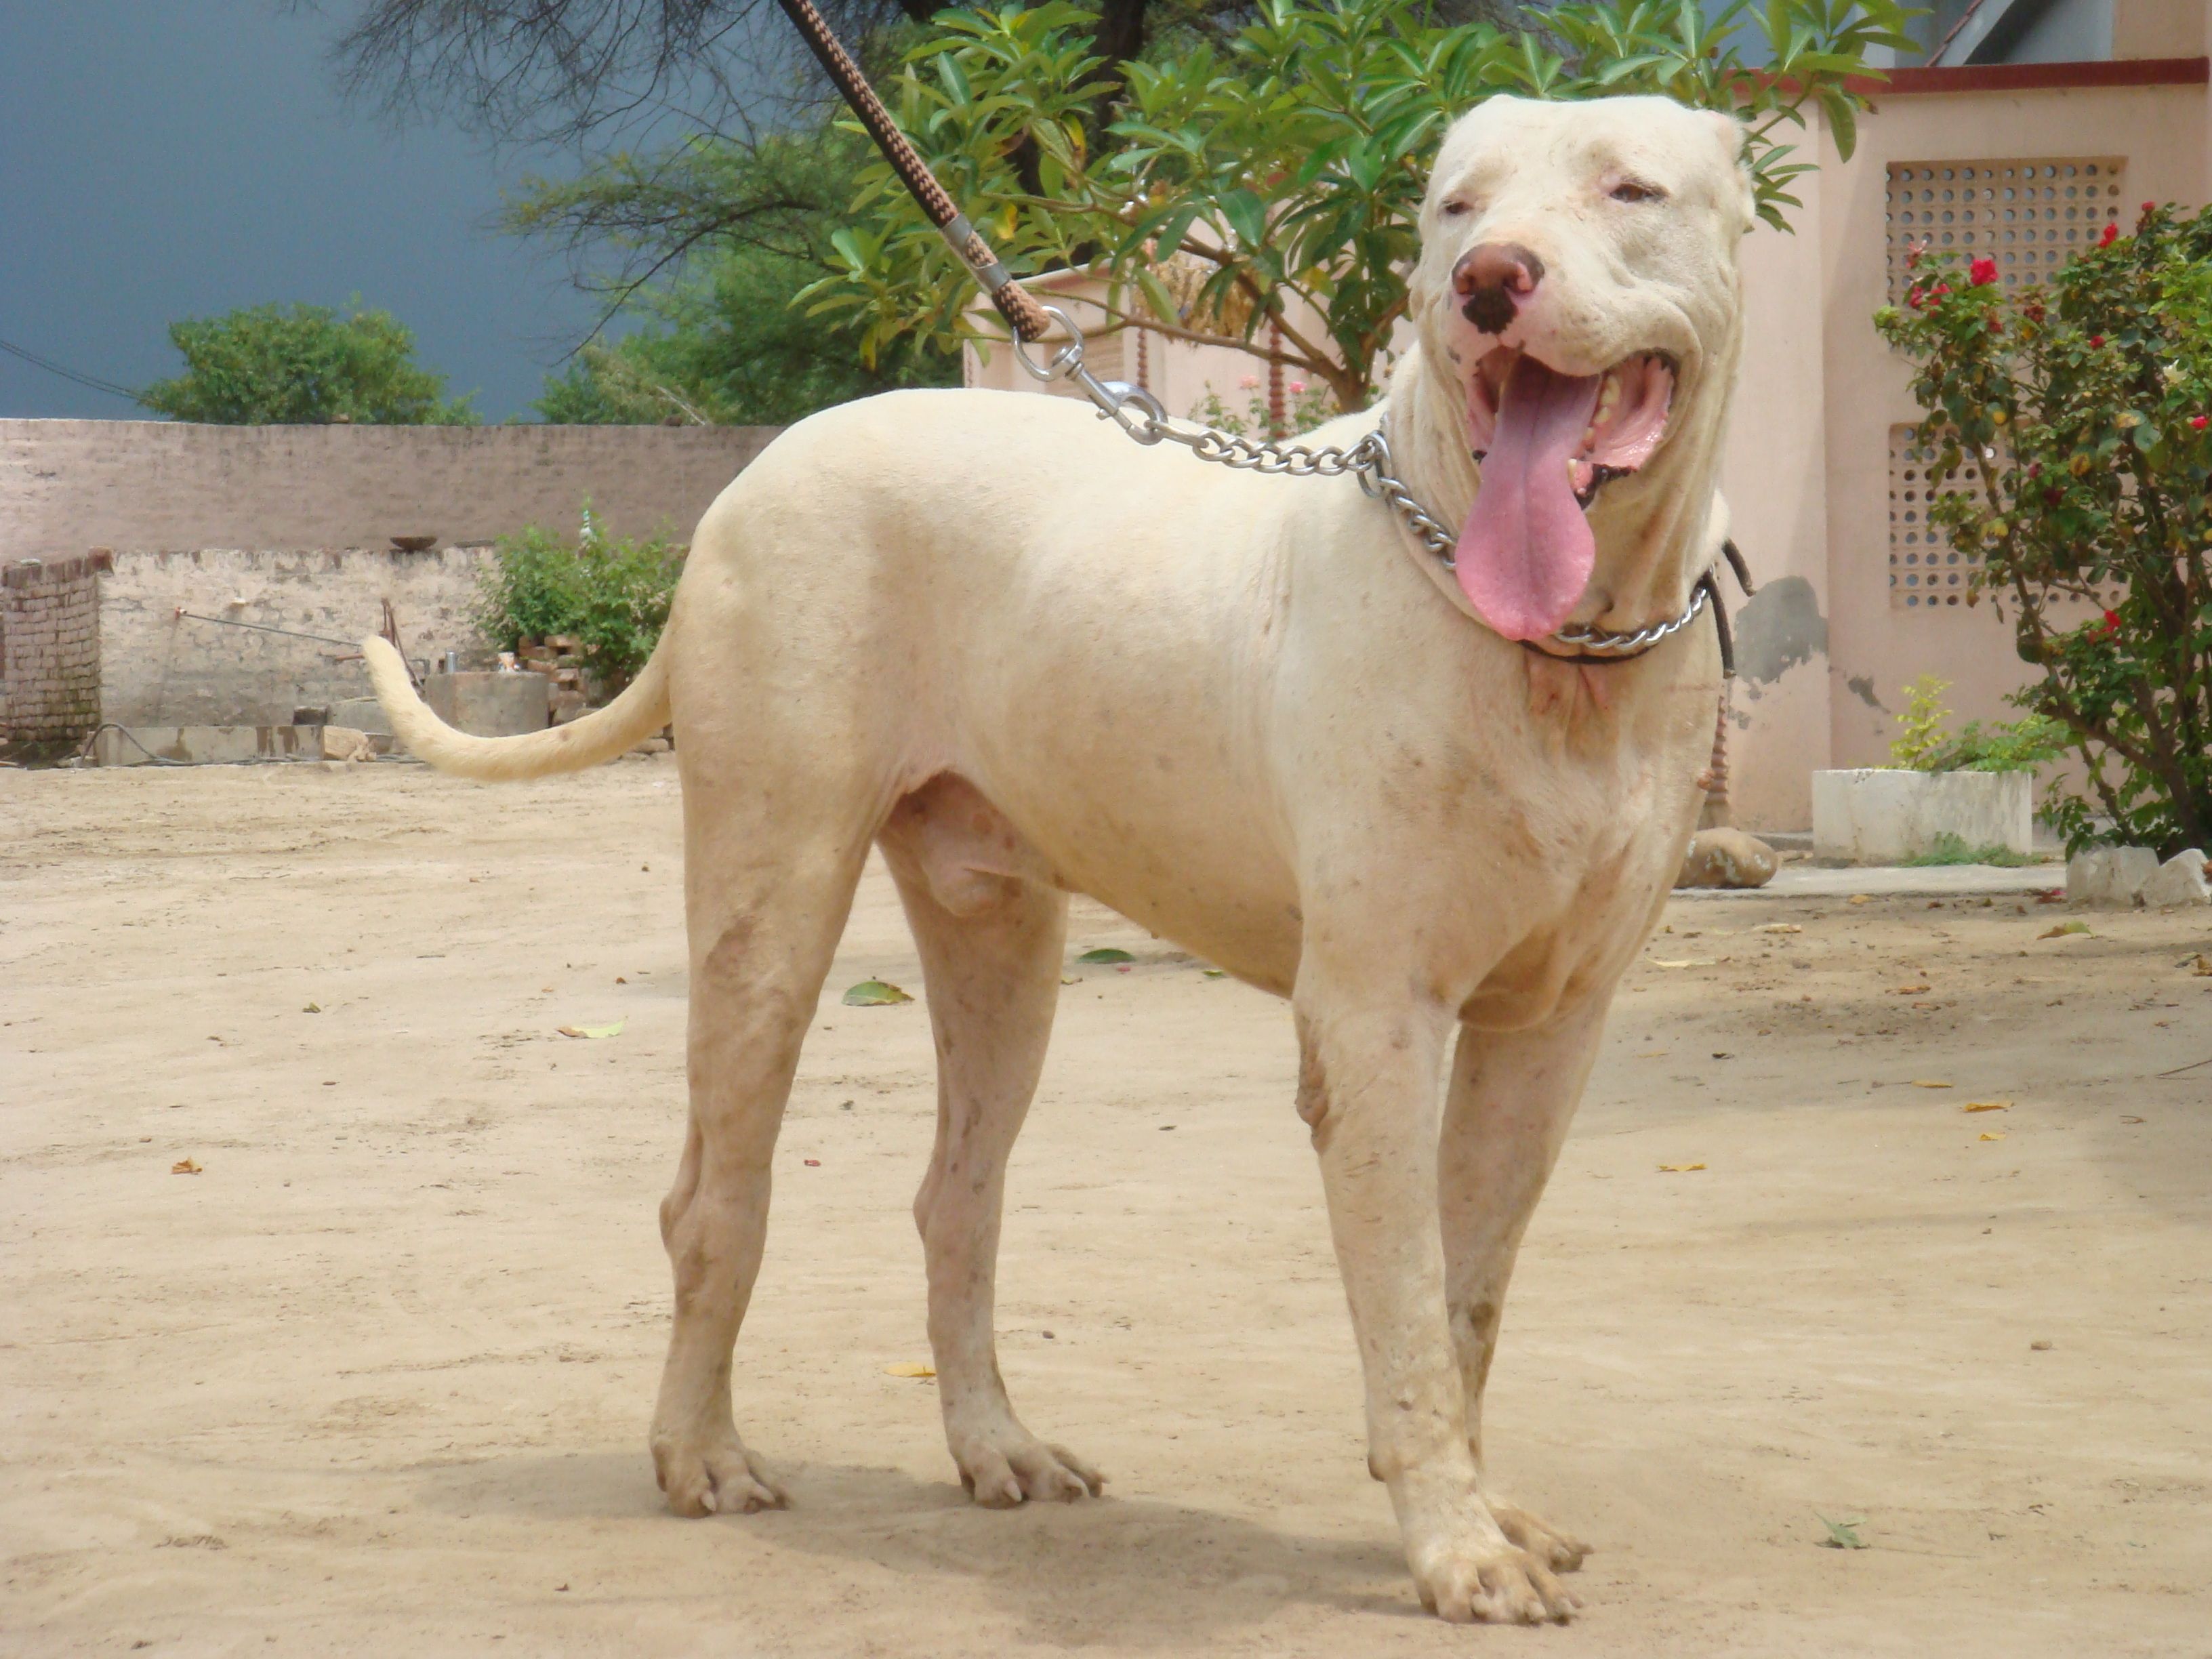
[361, 632, 673, 783]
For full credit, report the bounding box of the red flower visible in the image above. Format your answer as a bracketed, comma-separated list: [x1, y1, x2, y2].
[2024, 302, 2046, 323]
[2027, 462, 2043, 478]
[1988, 317, 2004, 335]
[2142, 201, 2156, 215]
[2100, 609, 2122, 636]
[1906, 239, 1926, 269]
[1969, 256, 2000, 286]
[2195, 416, 2210, 431]
[1906, 286, 1925, 310]
[2090, 335, 2106, 348]
[1932, 284, 1952, 300]
[2098, 222, 2120, 248]
[2044, 487, 2062, 506]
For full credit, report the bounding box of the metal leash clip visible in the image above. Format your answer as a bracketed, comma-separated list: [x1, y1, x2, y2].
[1011, 302, 1171, 441]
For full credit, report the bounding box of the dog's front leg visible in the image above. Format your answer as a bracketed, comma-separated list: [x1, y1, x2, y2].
[1294, 986, 1576, 1625]
[1440, 1003, 1607, 1578]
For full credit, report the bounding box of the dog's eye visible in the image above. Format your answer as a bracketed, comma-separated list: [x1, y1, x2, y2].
[1439, 199, 1472, 219]
[1610, 180, 1664, 204]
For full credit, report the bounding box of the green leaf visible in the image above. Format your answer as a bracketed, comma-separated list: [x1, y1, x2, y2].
[841, 979, 915, 1006]
[1136, 267, 1183, 325]
[1074, 947, 1136, 964]
[1816, 1513, 1869, 1551]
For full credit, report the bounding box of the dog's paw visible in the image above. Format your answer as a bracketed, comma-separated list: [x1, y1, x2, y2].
[651, 1429, 788, 1518]
[1490, 1498, 1591, 1573]
[1411, 1538, 1579, 1626]
[952, 1431, 1105, 1508]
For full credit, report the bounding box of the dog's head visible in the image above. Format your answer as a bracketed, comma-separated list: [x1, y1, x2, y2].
[1401, 95, 1753, 642]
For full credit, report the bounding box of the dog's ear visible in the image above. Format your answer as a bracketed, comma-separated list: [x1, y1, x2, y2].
[1702, 110, 1758, 234]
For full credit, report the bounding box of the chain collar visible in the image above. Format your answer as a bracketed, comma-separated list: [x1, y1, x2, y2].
[1019, 308, 1725, 666]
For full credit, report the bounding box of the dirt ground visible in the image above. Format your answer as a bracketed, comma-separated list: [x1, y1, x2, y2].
[3, 760, 2209, 1658]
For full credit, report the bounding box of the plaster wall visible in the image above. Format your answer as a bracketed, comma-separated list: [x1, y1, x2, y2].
[1716, 197, 1836, 830]
[98, 546, 497, 727]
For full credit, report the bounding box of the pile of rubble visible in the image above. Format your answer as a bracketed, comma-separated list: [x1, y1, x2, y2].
[514, 636, 594, 724]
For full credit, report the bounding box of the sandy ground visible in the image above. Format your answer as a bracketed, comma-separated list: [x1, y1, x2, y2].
[3, 760, 2210, 1658]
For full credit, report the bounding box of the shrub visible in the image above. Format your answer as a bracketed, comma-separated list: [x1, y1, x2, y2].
[1889, 676, 2068, 775]
[1876, 203, 2212, 855]
[473, 516, 682, 693]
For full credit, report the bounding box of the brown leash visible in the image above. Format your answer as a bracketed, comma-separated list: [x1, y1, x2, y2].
[774, 0, 1051, 344]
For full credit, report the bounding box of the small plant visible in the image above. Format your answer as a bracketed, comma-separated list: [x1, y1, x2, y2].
[1191, 375, 1337, 439]
[1889, 676, 2068, 774]
[473, 512, 683, 693]
[1900, 832, 2037, 869]
[1889, 675, 1955, 770]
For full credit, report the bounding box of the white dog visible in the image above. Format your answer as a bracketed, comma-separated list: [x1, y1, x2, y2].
[368, 93, 1752, 1624]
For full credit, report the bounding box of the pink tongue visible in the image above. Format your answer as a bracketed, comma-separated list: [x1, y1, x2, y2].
[1455, 356, 1603, 640]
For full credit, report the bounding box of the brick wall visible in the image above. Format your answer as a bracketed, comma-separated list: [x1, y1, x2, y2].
[98, 545, 503, 728]
[1, 553, 106, 745]
[0, 419, 779, 557]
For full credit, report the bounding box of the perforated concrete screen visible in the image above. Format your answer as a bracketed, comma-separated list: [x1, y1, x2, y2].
[1886, 158, 2127, 303]
[1889, 424, 1979, 609]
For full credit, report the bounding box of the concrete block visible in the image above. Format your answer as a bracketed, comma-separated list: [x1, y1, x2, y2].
[2066, 846, 2161, 906]
[329, 696, 392, 736]
[1811, 769, 2032, 863]
[2139, 849, 2211, 909]
[96, 725, 323, 766]
[422, 670, 550, 738]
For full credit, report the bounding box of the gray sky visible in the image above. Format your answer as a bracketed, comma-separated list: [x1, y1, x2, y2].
[1, 3, 1781, 426]
[0, 2, 624, 422]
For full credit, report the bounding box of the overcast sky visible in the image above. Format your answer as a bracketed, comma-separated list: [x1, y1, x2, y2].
[0, 3, 641, 423]
[3, 3, 1771, 426]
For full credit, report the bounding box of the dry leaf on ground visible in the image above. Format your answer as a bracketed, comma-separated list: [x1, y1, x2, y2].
[1980, 1132, 2007, 1141]
[2039, 922, 2091, 940]
[557, 1021, 624, 1039]
[1658, 1162, 1707, 1173]
[1910, 1080, 1954, 1089]
[171, 1158, 201, 1175]
[883, 1361, 935, 1378]
[1964, 1101, 2011, 1113]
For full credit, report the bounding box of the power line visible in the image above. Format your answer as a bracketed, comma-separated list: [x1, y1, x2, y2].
[0, 334, 142, 402]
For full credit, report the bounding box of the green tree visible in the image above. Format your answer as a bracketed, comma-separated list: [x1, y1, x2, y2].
[809, 0, 1914, 414]
[1876, 205, 2212, 855]
[138, 302, 477, 425]
[518, 131, 959, 423]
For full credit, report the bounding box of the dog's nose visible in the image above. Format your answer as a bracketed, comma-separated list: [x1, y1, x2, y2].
[1454, 242, 1545, 335]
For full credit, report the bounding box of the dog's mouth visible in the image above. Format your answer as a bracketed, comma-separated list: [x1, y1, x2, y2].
[1454, 348, 1677, 642]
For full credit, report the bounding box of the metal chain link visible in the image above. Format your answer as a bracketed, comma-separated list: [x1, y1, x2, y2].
[1017, 306, 1714, 660]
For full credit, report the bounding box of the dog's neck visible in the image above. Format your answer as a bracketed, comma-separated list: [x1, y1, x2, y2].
[1380, 327, 1741, 636]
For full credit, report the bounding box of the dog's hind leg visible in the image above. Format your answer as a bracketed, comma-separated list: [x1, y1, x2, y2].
[1438, 1001, 1607, 1574]
[880, 780, 1103, 1507]
[649, 774, 872, 1519]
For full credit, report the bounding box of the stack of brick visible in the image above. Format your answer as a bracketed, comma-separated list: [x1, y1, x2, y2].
[1, 552, 109, 749]
[515, 635, 593, 724]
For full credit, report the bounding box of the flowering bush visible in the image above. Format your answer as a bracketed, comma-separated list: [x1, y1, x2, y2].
[1875, 203, 2212, 856]
[1191, 373, 1336, 438]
